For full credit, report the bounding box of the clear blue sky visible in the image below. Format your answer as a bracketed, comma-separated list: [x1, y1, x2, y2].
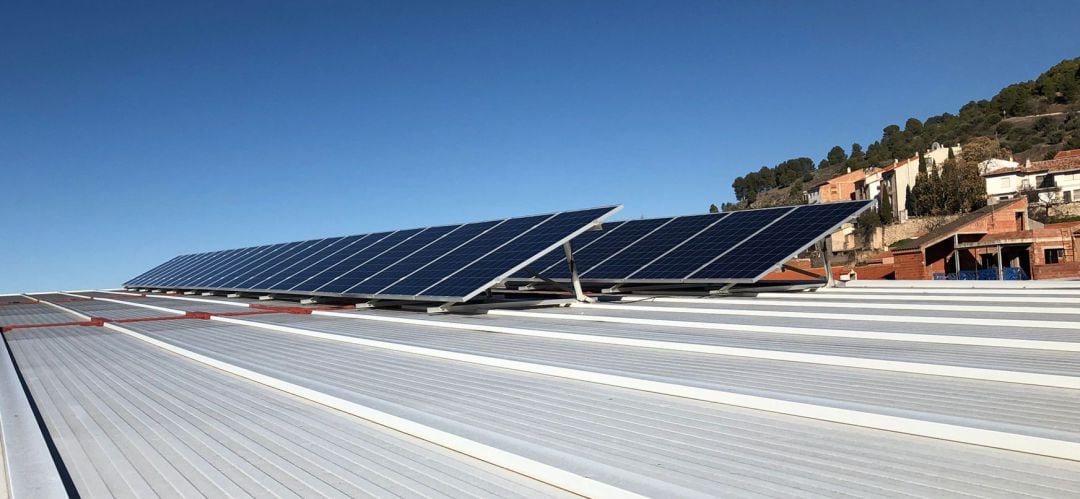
[2, 1, 1078, 293]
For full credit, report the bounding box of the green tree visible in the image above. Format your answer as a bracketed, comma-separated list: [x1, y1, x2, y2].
[848, 143, 867, 170]
[758, 166, 776, 190]
[1035, 57, 1080, 104]
[955, 158, 987, 213]
[855, 209, 881, 245]
[866, 142, 891, 166]
[879, 193, 894, 225]
[709, 204, 720, 214]
[904, 118, 923, 134]
[904, 185, 914, 216]
[1066, 134, 1080, 150]
[731, 177, 748, 201]
[911, 171, 930, 215]
[827, 145, 847, 165]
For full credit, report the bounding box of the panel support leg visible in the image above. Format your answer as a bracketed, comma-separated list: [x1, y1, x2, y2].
[953, 234, 961, 276]
[819, 238, 835, 287]
[564, 241, 592, 303]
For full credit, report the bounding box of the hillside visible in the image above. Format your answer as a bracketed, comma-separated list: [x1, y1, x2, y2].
[722, 56, 1080, 210]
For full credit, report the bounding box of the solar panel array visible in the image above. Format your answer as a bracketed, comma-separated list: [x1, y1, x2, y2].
[518, 200, 872, 283]
[126, 206, 622, 302]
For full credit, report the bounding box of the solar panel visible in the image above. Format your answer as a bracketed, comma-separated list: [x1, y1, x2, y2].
[686, 202, 871, 281]
[518, 200, 871, 285]
[126, 206, 621, 302]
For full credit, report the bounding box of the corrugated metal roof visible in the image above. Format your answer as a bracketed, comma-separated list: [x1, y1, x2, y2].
[0, 437, 8, 499]
[0, 304, 82, 327]
[6, 326, 568, 498]
[2, 285, 1080, 496]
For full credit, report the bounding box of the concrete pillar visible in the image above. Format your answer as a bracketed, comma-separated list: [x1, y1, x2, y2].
[997, 246, 1004, 280]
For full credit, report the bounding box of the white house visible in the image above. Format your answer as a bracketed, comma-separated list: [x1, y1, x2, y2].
[981, 149, 1080, 205]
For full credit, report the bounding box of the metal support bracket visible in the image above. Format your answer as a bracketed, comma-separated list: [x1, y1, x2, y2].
[355, 299, 416, 309]
[780, 264, 828, 280]
[427, 298, 578, 314]
[521, 267, 575, 295]
[563, 241, 593, 303]
[819, 237, 835, 287]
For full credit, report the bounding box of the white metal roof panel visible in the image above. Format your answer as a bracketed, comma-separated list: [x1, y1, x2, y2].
[383, 310, 1080, 375]
[230, 312, 1080, 442]
[0, 304, 82, 327]
[34, 299, 176, 321]
[110, 318, 1080, 497]
[5, 326, 569, 498]
[523, 305, 1080, 342]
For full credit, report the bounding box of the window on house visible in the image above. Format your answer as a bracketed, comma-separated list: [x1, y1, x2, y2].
[1067, 190, 1073, 203]
[1045, 248, 1065, 264]
[996, 177, 1010, 190]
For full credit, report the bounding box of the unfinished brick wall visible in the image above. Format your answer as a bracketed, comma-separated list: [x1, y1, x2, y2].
[892, 251, 927, 280]
[1032, 262, 1080, 280]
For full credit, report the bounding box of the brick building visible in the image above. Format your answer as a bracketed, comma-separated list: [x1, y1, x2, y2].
[867, 197, 1080, 280]
[810, 168, 866, 204]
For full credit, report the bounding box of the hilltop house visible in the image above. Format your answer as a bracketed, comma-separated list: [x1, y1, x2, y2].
[981, 149, 1080, 205]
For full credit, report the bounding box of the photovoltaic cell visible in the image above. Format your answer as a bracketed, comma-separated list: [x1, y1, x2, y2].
[376, 215, 551, 297]
[342, 222, 495, 295]
[320, 225, 460, 294]
[243, 236, 351, 290]
[630, 207, 792, 279]
[511, 220, 620, 279]
[543, 218, 670, 280]
[581, 214, 722, 278]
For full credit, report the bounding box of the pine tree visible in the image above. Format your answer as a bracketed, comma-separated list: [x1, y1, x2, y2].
[879, 193, 894, 224]
[942, 157, 961, 213]
[932, 166, 947, 215]
[905, 185, 914, 217]
[827, 146, 847, 165]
